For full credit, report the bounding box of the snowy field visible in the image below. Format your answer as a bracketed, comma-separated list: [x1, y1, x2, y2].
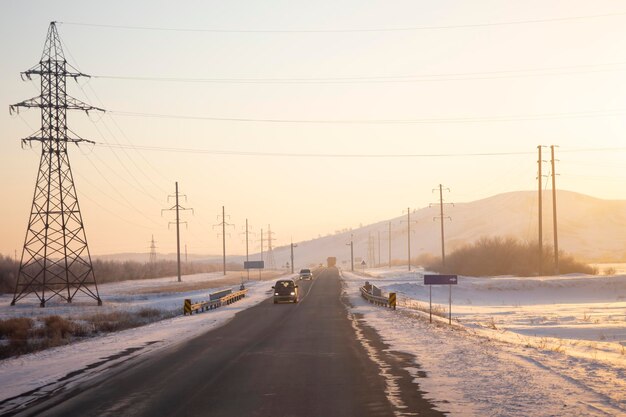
[0, 271, 294, 413]
[342, 267, 626, 416]
[0, 271, 276, 320]
[2, 268, 625, 416]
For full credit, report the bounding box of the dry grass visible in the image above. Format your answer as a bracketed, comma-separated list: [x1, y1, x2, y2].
[0, 308, 177, 359]
[0, 317, 34, 357]
[486, 317, 498, 330]
[399, 297, 447, 318]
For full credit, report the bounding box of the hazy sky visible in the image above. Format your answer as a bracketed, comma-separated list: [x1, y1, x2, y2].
[1, 1, 626, 256]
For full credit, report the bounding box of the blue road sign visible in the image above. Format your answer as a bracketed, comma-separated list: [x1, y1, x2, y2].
[244, 260, 265, 269]
[424, 274, 458, 285]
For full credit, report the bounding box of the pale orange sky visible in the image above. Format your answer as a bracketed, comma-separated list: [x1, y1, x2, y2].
[1, 1, 626, 256]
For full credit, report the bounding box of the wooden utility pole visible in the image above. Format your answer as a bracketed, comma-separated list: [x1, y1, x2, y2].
[538, 145, 543, 275]
[402, 208, 418, 271]
[290, 238, 297, 273]
[431, 185, 453, 267]
[377, 230, 381, 268]
[258, 228, 264, 280]
[388, 221, 392, 268]
[260, 228, 264, 262]
[162, 182, 193, 283]
[550, 145, 559, 274]
[407, 208, 411, 271]
[346, 234, 354, 271]
[244, 219, 250, 280]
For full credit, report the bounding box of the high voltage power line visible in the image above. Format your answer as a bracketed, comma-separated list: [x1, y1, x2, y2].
[107, 108, 626, 124]
[58, 36, 171, 194]
[90, 62, 626, 84]
[92, 142, 626, 158]
[57, 11, 626, 33]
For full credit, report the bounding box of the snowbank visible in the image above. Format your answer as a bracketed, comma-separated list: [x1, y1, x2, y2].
[0, 272, 293, 413]
[342, 268, 626, 416]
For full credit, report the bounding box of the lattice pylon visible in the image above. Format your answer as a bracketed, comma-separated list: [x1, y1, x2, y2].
[10, 22, 103, 307]
[265, 225, 276, 270]
[149, 235, 157, 265]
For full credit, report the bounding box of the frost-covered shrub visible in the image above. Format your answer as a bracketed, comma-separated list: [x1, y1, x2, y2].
[425, 236, 594, 277]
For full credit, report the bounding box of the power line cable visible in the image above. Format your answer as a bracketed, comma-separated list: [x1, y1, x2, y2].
[80, 83, 171, 195]
[76, 185, 157, 230]
[57, 11, 626, 33]
[80, 79, 172, 189]
[95, 142, 534, 157]
[83, 118, 165, 205]
[91, 62, 626, 84]
[108, 108, 626, 125]
[59, 35, 171, 193]
[78, 149, 163, 227]
[94, 143, 626, 158]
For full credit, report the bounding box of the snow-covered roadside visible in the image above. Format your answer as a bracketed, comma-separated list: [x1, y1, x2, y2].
[0, 273, 293, 413]
[342, 270, 626, 416]
[0, 271, 262, 320]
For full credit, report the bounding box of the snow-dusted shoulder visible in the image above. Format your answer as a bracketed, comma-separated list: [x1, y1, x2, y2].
[341, 268, 626, 417]
[0, 272, 292, 412]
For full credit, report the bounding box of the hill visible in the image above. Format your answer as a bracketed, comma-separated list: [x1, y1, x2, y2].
[97, 191, 626, 269]
[265, 190, 626, 268]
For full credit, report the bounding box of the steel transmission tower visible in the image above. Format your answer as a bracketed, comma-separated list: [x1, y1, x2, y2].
[10, 22, 103, 307]
[266, 225, 277, 270]
[149, 235, 158, 265]
[213, 206, 234, 275]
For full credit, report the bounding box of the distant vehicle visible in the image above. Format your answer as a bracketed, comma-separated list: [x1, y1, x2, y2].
[299, 268, 313, 280]
[327, 257, 337, 267]
[273, 279, 299, 304]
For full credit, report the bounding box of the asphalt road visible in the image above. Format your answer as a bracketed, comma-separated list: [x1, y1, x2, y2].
[22, 267, 443, 417]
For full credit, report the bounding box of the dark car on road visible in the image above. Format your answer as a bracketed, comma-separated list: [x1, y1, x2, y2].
[299, 268, 313, 280]
[273, 279, 299, 304]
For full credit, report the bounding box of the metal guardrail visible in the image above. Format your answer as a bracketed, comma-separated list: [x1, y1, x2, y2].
[219, 289, 248, 305]
[360, 286, 396, 309]
[184, 288, 248, 316]
[210, 288, 232, 301]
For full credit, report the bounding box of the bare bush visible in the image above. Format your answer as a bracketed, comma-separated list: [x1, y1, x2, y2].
[0, 255, 241, 295]
[0, 317, 34, 358]
[425, 236, 594, 277]
[0, 254, 19, 294]
[91, 259, 241, 284]
[0, 308, 177, 359]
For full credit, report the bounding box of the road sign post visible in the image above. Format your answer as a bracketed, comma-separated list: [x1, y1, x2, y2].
[424, 274, 458, 324]
[244, 260, 265, 281]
